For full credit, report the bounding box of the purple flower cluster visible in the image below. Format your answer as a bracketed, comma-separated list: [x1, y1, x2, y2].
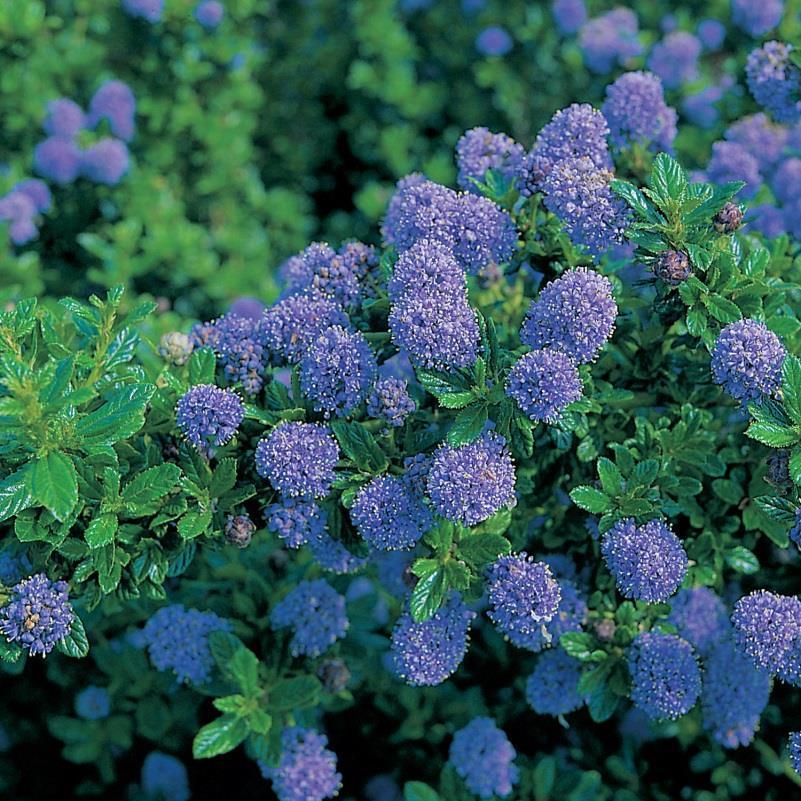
[525, 649, 585, 715]
[746, 42, 801, 125]
[255, 423, 340, 499]
[262, 294, 348, 365]
[142, 605, 231, 684]
[701, 638, 772, 749]
[601, 518, 687, 602]
[427, 432, 516, 526]
[521, 104, 612, 195]
[0, 573, 74, 656]
[141, 752, 190, 801]
[448, 717, 519, 799]
[602, 71, 677, 152]
[271, 579, 349, 657]
[476, 26, 513, 57]
[455, 127, 524, 193]
[706, 141, 762, 199]
[35, 82, 134, 187]
[351, 475, 432, 551]
[367, 378, 416, 428]
[391, 594, 475, 686]
[667, 587, 729, 656]
[726, 114, 788, 175]
[265, 498, 326, 549]
[388, 240, 480, 372]
[697, 19, 726, 50]
[791, 732, 801, 775]
[711, 319, 786, 403]
[281, 242, 361, 310]
[75, 686, 111, 720]
[382, 178, 516, 274]
[520, 268, 617, 364]
[579, 8, 642, 74]
[191, 313, 269, 395]
[175, 384, 244, 457]
[122, 0, 163, 22]
[732, 0, 784, 37]
[731, 590, 801, 680]
[0, 179, 50, 245]
[552, 0, 587, 35]
[627, 632, 702, 720]
[647, 32, 701, 90]
[261, 727, 342, 801]
[506, 349, 583, 423]
[195, 0, 224, 29]
[486, 554, 560, 640]
[299, 325, 377, 417]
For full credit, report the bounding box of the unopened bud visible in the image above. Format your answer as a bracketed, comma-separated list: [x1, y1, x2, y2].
[654, 250, 691, 285]
[317, 658, 351, 693]
[158, 331, 193, 366]
[713, 202, 743, 234]
[225, 514, 256, 548]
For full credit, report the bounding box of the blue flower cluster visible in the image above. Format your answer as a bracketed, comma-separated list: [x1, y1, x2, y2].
[731, 590, 801, 681]
[192, 313, 270, 395]
[427, 432, 516, 526]
[367, 378, 416, 428]
[711, 319, 786, 404]
[520, 268, 617, 364]
[602, 71, 677, 152]
[552, 0, 586, 35]
[35, 82, 134, 187]
[142, 604, 231, 684]
[195, 0, 224, 29]
[74, 686, 111, 720]
[601, 518, 688, 602]
[141, 752, 190, 801]
[455, 127, 524, 193]
[627, 632, 702, 720]
[0, 573, 74, 656]
[260, 727, 342, 801]
[175, 384, 244, 457]
[351, 475, 432, 551]
[732, 0, 784, 37]
[255, 422, 340, 499]
[648, 32, 701, 89]
[448, 717, 519, 799]
[486, 554, 561, 640]
[299, 325, 377, 417]
[270, 579, 349, 658]
[579, 8, 642, 74]
[505, 348, 583, 423]
[746, 41, 801, 125]
[391, 593, 475, 686]
[525, 648, 585, 716]
[667, 587, 729, 655]
[122, 0, 163, 22]
[0, 179, 50, 245]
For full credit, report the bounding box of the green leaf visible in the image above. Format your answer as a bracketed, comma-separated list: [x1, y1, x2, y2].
[330, 420, 388, 474]
[533, 757, 556, 801]
[177, 509, 212, 540]
[209, 458, 237, 497]
[75, 384, 154, 445]
[702, 293, 741, 324]
[121, 464, 181, 508]
[56, 615, 89, 658]
[446, 403, 488, 447]
[84, 513, 118, 549]
[209, 630, 248, 674]
[229, 647, 260, 697]
[725, 546, 760, 574]
[560, 632, 597, 662]
[685, 308, 707, 337]
[0, 465, 33, 523]
[269, 675, 322, 712]
[30, 451, 78, 522]
[192, 714, 249, 759]
[746, 421, 800, 448]
[403, 782, 441, 801]
[790, 448, 801, 486]
[587, 682, 619, 723]
[457, 533, 511, 567]
[597, 458, 623, 496]
[409, 568, 447, 623]
[569, 486, 611, 514]
[610, 179, 659, 221]
[188, 347, 216, 385]
[753, 495, 797, 524]
[437, 391, 476, 409]
[0, 638, 24, 663]
[782, 356, 801, 426]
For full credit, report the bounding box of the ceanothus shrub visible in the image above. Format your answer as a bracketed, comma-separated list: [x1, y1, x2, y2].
[7, 26, 801, 801]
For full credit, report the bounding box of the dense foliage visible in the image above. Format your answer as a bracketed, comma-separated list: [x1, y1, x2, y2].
[6, 2, 801, 801]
